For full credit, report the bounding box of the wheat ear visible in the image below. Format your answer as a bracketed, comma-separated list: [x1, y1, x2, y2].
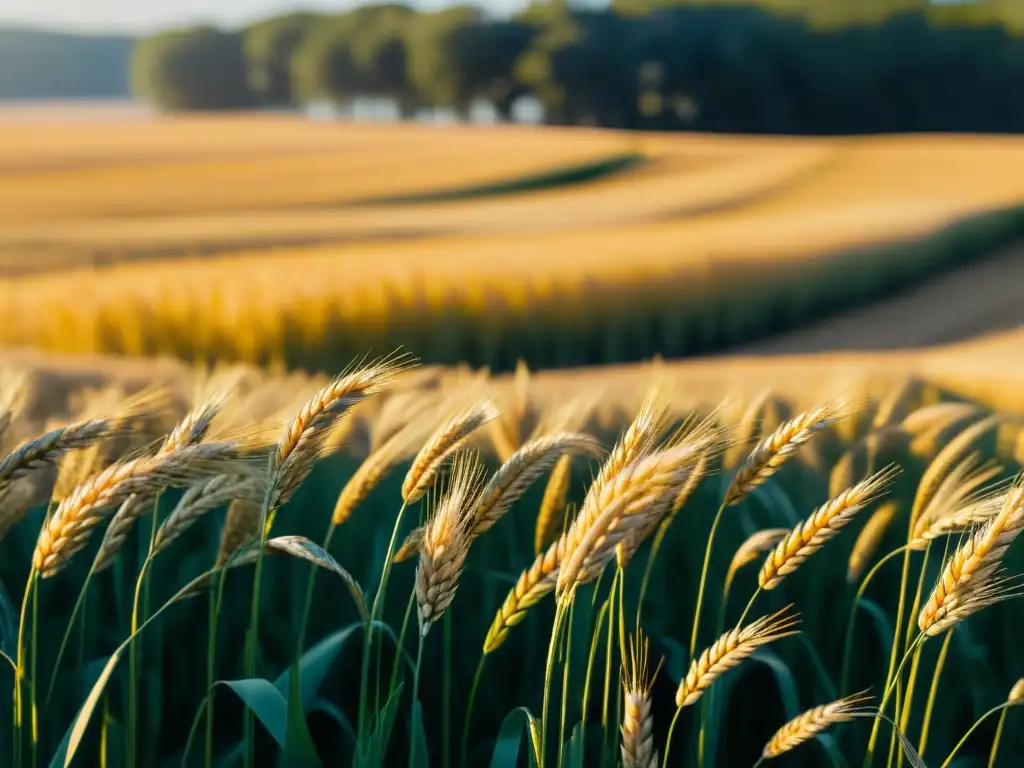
[762, 692, 874, 758]
[725, 400, 847, 507]
[534, 454, 574, 554]
[676, 607, 800, 708]
[415, 453, 485, 636]
[760, 466, 897, 590]
[402, 399, 498, 505]
[33, 442, 247, 577]
[271, 355, 410, 510]
[471, 431, 602, 538]
[621, 631, 662, 768]
[216, 498, 263, 568]
[483, 537, 561, 653]
[847, 502, 900, 583]
[152, 474, 260, 555]
[726, 528, 790, 586]
[918, 476, 1024, 635]
[94, 392, 232, 572]
[1009, 679, 1024, 704]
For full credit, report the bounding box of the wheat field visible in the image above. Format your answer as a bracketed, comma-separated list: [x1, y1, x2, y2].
[4, 114, 1024, 369]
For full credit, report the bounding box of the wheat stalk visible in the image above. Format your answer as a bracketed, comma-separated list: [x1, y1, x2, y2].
[675, 607, 799, 708]
[762, 692, 874, 758]
[725, 400, 847, 507]
[402, 398, 498, 505]
[760, 466, 897, 590]
[415, 453, 485, 636]
[471, 431, 602, 538]
[620, 631, 662, 768]
[847, 502, 900, 583]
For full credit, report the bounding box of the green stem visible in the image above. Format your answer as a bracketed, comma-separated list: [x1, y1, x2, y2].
[47, 558, 98, 706]
[895, 641, 924, 768]
[601, 575, 617, 730]
[864, 542, 917, 766]
[388, 588, 416, 697]
[988, 707, 1010, 768]
[459, 655, 486, 768]
[663, 707, 683, 768]
[360, 500, 409, 745]
[129, 556, 152, 768]
[580, 601, 609, 743]
[940, 704, 1011, 768]
[636, 524, 668, 627]
[243, 462, 277, 768]
[839, 547, 907, 697]
[205, 569, 227, 768]
[917, 630, 952, 757]
[30, 565, 38, 768]
[558, 599, 575, 762]
[690, 501, 728, 658]
[863, 634, 924, 768]
[541, 598, 568, 768]
[15, 567, 38, 768]
[443, 612, 452, 768]
[411, 631, 425, 714]
[736, 585, 762, 629]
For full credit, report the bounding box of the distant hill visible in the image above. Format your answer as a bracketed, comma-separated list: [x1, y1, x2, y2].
[0, 26, 134, 100]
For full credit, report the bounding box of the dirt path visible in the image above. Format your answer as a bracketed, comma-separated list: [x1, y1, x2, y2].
[728, 242, 1024, 355]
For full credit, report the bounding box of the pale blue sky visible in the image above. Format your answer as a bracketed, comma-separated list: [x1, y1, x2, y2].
[0, 0, 531, 34]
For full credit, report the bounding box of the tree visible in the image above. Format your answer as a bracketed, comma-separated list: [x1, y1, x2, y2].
[350, 5, 418, 114]
[244, 13, 319, 106]
[131, 27, 251, 110]
[405, 6, 486, 116]
[289, 16, 363, 105]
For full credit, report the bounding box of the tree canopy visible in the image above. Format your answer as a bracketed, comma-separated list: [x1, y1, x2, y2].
[130, 1, 1024, 134]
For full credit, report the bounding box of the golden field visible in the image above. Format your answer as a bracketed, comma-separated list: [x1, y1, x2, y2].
[3, 111, 1024, 371]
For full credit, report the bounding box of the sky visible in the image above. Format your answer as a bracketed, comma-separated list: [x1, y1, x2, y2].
[0, 0, 530, 34]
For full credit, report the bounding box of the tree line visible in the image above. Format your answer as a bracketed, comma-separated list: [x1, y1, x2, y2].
[131, 0, 1024, 133]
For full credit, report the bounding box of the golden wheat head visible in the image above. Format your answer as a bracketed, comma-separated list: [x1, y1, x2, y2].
[725, 400, 848, 507]
[760, 466, 897, 590]
[762, 692, 874, 758]
[621, 631, 662, 768]
[676, 607, 800, 708]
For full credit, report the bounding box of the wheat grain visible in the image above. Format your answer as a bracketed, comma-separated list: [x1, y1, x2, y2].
[675, 607, 799, 708]
[760, 466, 897, 590]
[909, 454, 1003, 548]
[762, 692, 874, 758]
